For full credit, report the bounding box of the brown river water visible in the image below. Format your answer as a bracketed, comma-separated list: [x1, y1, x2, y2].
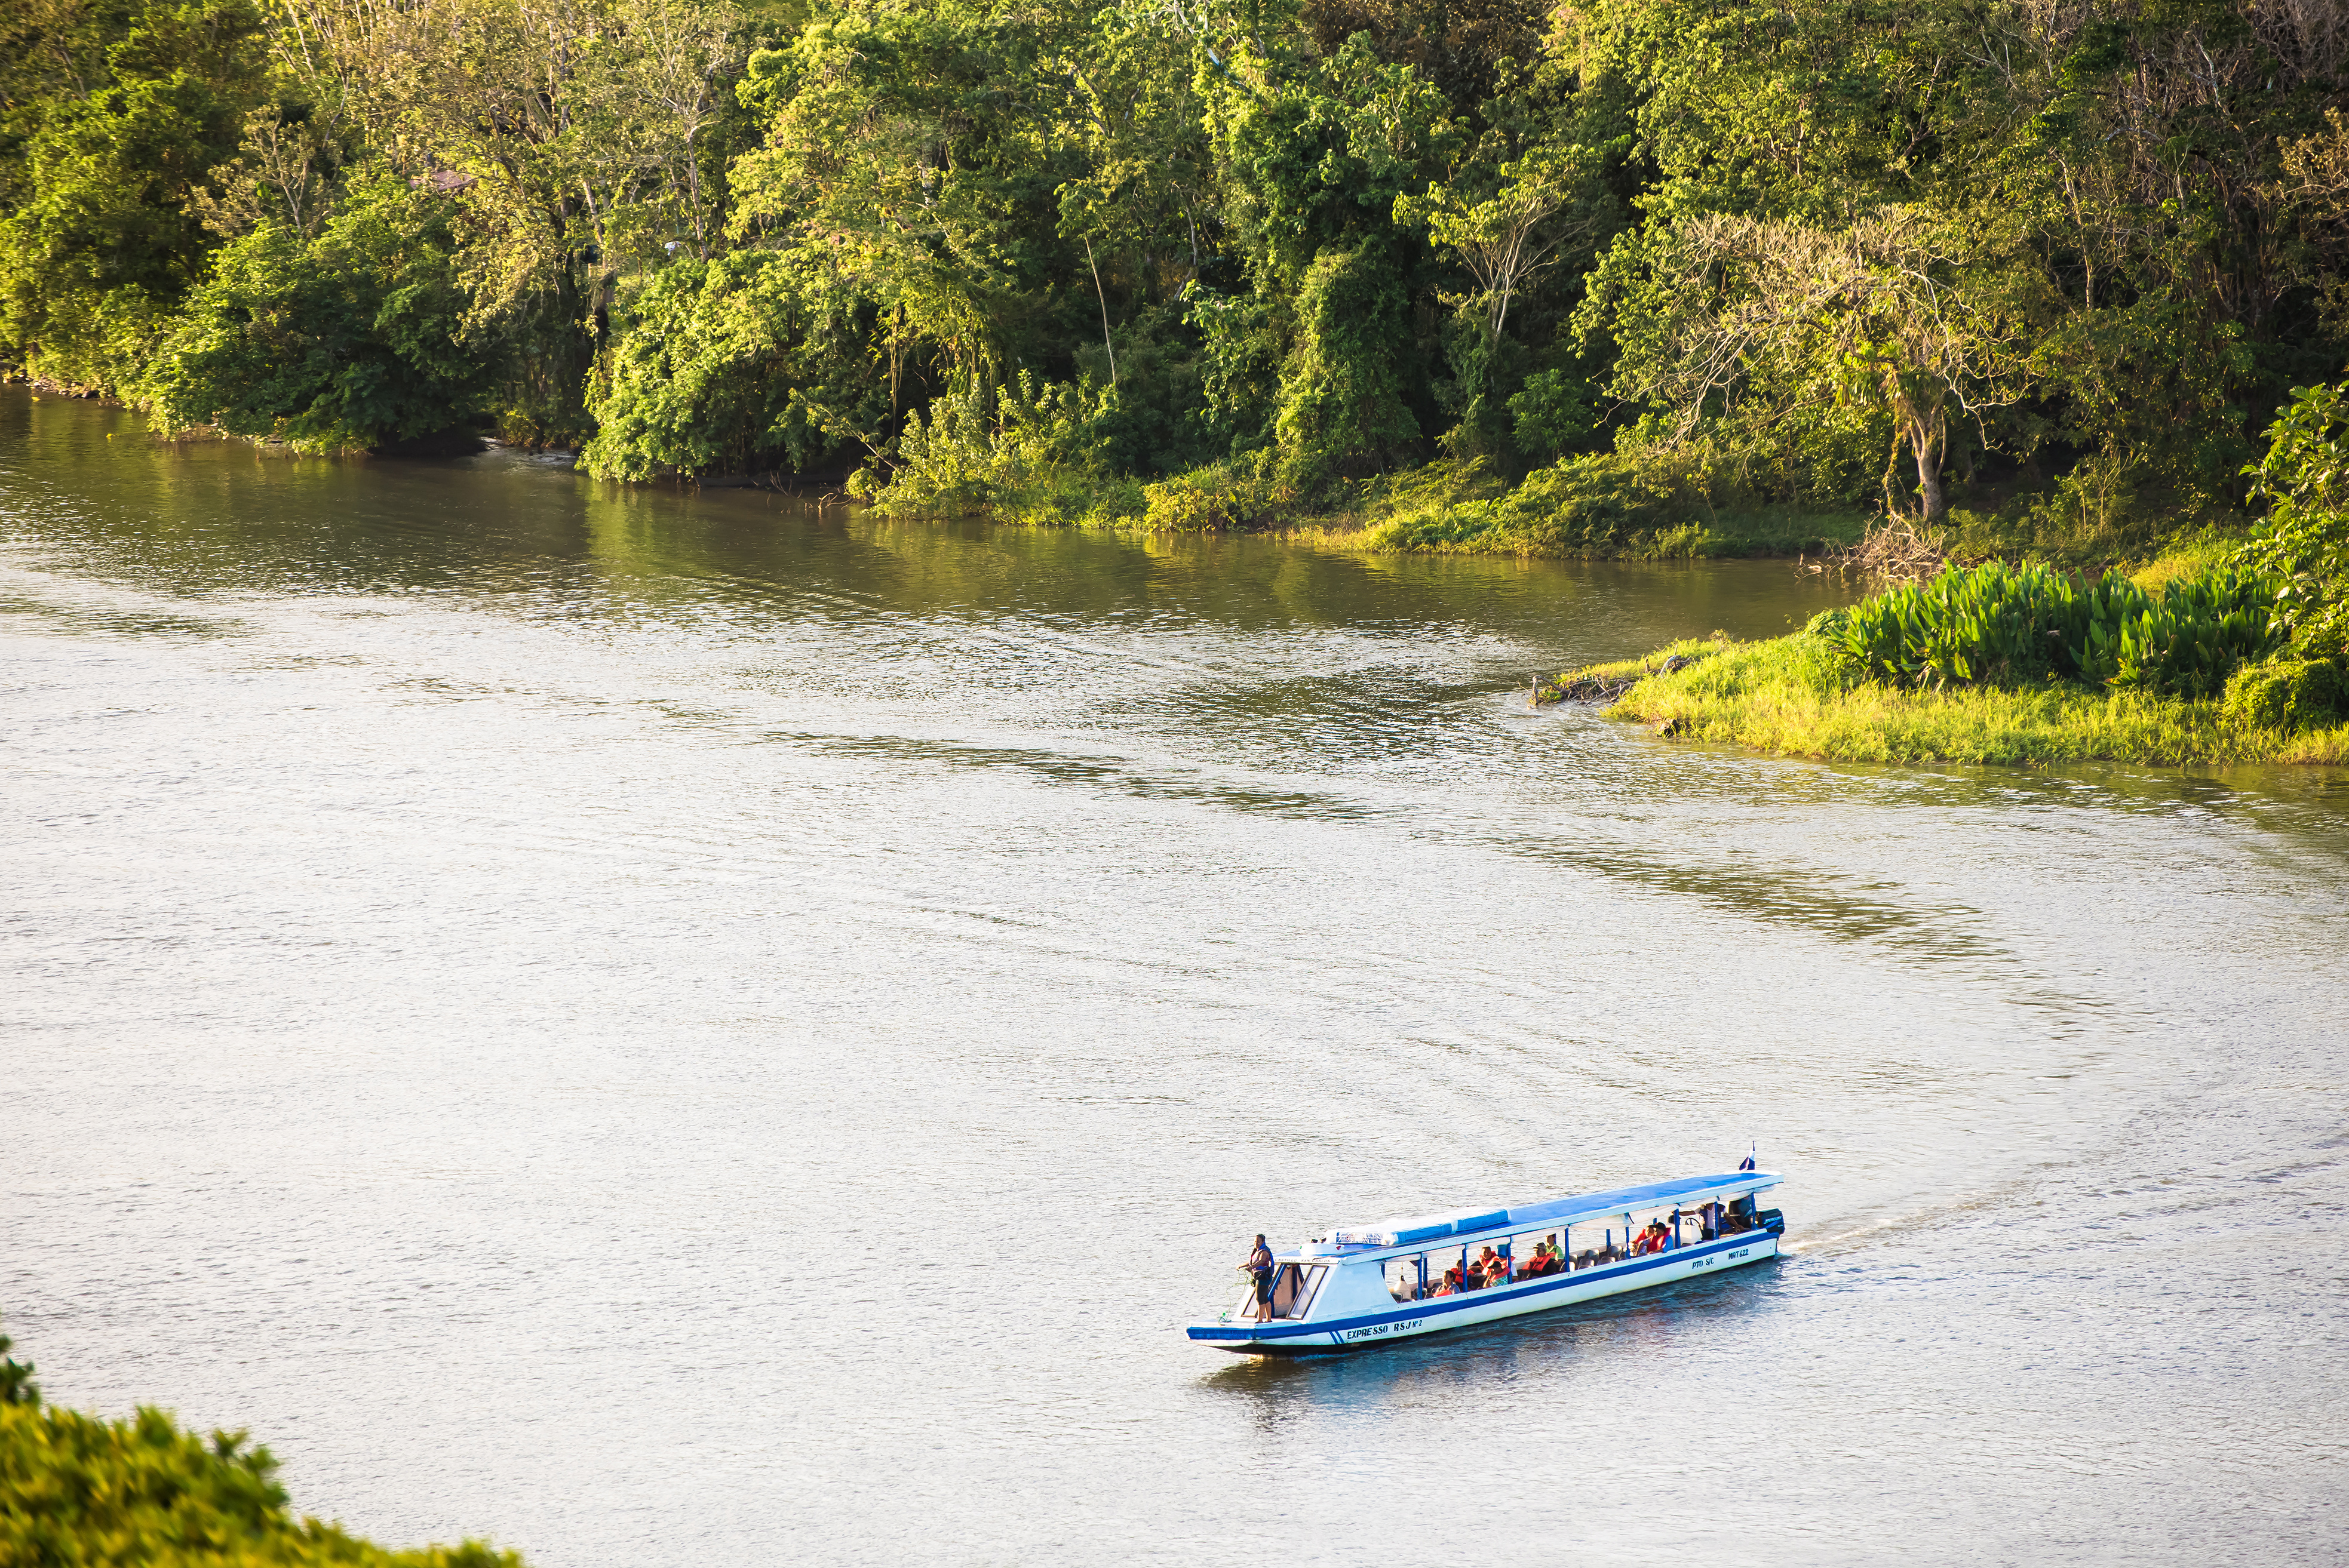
[4, 385, 2346, 1565]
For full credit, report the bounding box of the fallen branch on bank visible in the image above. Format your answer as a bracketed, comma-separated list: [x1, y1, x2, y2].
[1797, 516, 1947, 581]
[1531, 653, 1694, 706]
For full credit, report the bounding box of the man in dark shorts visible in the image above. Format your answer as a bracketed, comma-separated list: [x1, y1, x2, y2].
[1245, 1234, 1275, 1321]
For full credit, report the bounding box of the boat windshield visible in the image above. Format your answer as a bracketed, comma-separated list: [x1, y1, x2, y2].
[1236, 1262, 1328, 1321]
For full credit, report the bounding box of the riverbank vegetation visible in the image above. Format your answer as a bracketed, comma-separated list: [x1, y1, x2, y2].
[1579, 629, 2349, 766]
[0, 1317, 523, 1568]
[2, 0, 2344, 562]
[1544, 381, 2349, 765]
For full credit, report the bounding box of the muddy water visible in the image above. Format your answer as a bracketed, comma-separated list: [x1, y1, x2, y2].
[5, 387, 2345, 1566]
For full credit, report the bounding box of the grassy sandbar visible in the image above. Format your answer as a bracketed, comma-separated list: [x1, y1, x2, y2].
[1567, 636, 2349, 767]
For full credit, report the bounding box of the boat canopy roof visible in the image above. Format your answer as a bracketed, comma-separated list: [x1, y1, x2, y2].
[1319, 1171, 1780, 1258]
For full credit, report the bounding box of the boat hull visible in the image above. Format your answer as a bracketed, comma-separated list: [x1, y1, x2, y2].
[1187, 1231, 1780, 1354]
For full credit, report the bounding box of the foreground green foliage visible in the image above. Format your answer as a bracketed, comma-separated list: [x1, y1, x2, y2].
[0, 1397, 522, 1568]
[1, 1317, 39, 1407]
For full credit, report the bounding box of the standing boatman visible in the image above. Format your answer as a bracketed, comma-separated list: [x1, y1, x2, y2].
[1243, 1234, 1275, 1321]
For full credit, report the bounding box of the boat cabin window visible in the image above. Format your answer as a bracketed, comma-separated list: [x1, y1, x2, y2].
[1362, 1191, 1764, 1302]
[1507, 1231, 1567, 1281]
[1270, 1263, 1327, 1319]
[1238, 1263, 1329, 1320]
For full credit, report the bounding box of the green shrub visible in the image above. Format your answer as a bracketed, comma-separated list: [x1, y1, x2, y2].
[2236, 378, 2349, 657]
[1070, 476, 1149, 528]
[0, 1401, 521, 1568]
[145, 175, 492, 451]
[854, 373, 1109, 518]
[1840, 562, 2280, 697]
[1, 1316, 37, 1407]
[1356, 450, 1710, 554]
[2222, 657, 2345, 733]
[1137, 454, 1288, 531]
[581, 250, 877, 482]
[0, 0, 270, 396]
[2096, 571, 2282, 696]
[1506, 368, 1596, 462]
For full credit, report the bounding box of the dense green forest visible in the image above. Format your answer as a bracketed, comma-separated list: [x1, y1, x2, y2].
[3, 0, 2344, 556]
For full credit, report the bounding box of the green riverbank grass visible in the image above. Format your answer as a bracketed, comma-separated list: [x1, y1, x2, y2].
[920, 453, 1867, 561]
[1291, 503, 1864, 559]
[1577, 636, 2349, 766]
[1292, 457, 1866, 560]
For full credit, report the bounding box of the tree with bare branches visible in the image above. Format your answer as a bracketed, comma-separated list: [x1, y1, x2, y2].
[1619, 208, 2038, 524]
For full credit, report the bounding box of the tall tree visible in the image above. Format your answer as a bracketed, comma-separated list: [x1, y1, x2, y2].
[0, 0, 268, 389]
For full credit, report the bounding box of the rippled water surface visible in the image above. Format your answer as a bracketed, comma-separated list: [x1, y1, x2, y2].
[5, 388, 2347, 1566]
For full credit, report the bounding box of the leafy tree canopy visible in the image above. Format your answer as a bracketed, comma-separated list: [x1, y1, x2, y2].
[0, 0, 2339, 540]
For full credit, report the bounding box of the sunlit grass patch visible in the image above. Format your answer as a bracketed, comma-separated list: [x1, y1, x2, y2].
[1562, 634, 2349, 767]
[1315, 456, 1865, 559]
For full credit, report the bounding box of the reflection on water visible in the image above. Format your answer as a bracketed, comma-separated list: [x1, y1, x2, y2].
[4, 385, 2347, 1567]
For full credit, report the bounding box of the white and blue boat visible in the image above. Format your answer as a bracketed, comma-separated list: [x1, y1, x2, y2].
[1187, 1170, 1785, 1354]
